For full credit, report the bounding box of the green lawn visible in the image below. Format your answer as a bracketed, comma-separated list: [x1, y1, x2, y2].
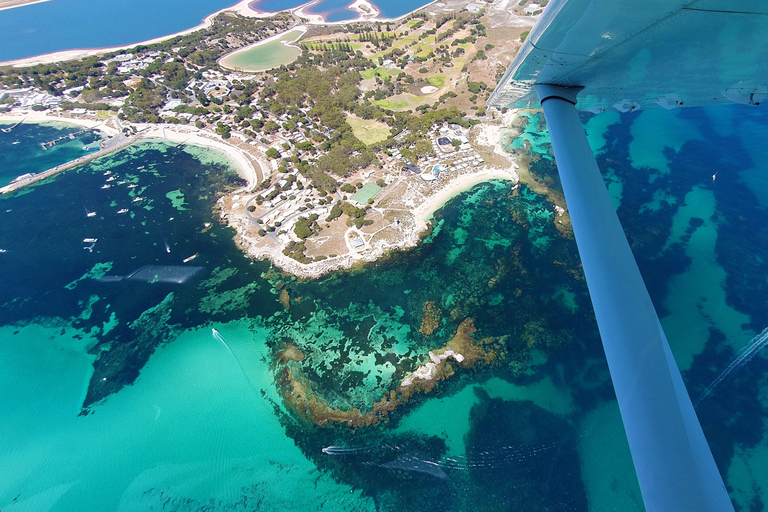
[347, 115, 391, 145]
[415, 45, 433, 58]
[361, 67, 402, 80]
[429, 75, 446, 87]
[361, 68, 378, 79]
[371, 99, 411, 110]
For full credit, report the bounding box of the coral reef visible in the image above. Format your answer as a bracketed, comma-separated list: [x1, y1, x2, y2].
[419, 301, 441, 336]
[276, 343, 305, 363]
[279, 318, 503, 428]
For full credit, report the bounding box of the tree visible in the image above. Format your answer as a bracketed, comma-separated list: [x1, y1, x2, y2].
[266, 147, 280, 159]
[263, 120, 280, 134]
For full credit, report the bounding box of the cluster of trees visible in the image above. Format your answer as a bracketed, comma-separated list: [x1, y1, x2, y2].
[467, 81, 489, 93]
[293, 213, 319, 239]
[302, 42, 355, 52]
[325, 201, 370, 228]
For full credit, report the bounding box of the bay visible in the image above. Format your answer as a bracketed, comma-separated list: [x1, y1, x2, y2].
[3, 100, 768, 511]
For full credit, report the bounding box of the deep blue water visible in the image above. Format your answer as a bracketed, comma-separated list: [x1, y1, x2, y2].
[0, 0, 241, 61]
[0, 0, 432, 61]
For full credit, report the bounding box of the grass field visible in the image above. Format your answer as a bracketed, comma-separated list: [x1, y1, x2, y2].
[360, 67, 402, 80]
[371, 99, 411, 110]
[347, 115, 391, 145]
[429, 75, 446, 87]
[414, 44, 433, 58]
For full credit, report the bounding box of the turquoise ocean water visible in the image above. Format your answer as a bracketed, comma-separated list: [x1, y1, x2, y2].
[4, 104, 768, 510]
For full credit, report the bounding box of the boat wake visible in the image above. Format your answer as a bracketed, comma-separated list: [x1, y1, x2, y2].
[695, 326, 768, 405]
[212, 328, 258, 394]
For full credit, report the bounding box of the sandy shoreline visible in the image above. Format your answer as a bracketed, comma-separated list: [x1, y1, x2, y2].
[138, 124, 259, 188]
[0, 110, 121, 136]
[3, 112, 522, 280]
[2, 0, 440, 67]
[414, 166, 519, 227]
[0, 112, 258, 188]
[0, 0, 266, 68]
[225, 166, 519, 280]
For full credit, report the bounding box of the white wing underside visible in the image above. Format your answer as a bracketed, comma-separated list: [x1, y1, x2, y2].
[489, 0, 768, 111]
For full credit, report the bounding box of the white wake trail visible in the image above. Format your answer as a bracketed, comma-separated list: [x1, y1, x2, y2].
[695, 326, 768, 405]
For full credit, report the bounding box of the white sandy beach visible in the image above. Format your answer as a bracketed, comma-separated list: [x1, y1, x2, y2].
[414, 166, 519, 227]
[139, 124, 259, 188]
[0, 111, 259, 188]
[0, 110, 121, 136]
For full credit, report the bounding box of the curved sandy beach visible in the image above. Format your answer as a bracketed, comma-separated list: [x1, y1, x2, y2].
[414, 166, 519, 226]
[0, 112, 258, 188]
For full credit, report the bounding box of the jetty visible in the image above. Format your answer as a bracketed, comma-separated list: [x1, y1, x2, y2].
[0, 117, 26, 133]
[39, 127, 96, 150]
[0, 133, 139, 195]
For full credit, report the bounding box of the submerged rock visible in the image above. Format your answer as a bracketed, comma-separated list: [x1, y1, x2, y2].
[279, 288, 291, 310]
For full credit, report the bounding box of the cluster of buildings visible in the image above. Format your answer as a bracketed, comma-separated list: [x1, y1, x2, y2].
[391, 124, 485, 182]
[104, 52, 162, 74]
[0, 87, 62, 109]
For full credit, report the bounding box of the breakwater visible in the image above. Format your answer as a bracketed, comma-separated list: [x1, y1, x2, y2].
[0, 133, 138, 194]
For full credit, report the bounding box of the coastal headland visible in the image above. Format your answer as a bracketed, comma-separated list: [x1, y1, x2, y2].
[0, 0, 557, 282]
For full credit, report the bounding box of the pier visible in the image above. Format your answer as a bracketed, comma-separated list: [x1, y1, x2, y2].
[0, 133, 140, 195]
[39, 127, 97, 150]
[0, 117, 26, 133]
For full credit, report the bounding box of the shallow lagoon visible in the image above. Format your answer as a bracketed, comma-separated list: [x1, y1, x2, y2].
[219, 28, 304, 72]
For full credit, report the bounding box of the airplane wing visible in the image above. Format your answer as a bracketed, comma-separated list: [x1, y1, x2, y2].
[486, 1, 767, 510]
[489, 0, 768, 112]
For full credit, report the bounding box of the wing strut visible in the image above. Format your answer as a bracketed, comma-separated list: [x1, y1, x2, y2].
[534, 84, 734, 512]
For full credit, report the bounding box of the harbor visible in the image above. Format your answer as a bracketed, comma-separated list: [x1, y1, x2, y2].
[39, 127, 98, 150]
[0, 132, 138, 194]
